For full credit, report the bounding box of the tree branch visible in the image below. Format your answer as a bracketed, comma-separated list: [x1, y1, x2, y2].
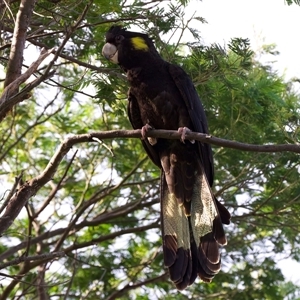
[105, 273, 168, 300]
[0, 1, 91, 122]
[0, 252, 65, 270]
[0, 48, 54, 122]
[0, 128, 298, 236]
[0, 252, 66, 300]
[0, 171, 24, 214]
[3, 0, 36, 88]
[92, 129, 299, 154]
[62, 221, 159, 254]
[0, 196, 157, 261]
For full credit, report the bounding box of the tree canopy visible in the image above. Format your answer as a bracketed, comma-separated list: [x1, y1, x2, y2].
[0, 0, 300, 299]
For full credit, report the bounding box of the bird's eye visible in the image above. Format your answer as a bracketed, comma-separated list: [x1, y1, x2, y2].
[115, 35, 124, 43]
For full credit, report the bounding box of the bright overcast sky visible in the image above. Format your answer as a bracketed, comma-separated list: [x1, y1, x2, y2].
[188, 0, 300, 82]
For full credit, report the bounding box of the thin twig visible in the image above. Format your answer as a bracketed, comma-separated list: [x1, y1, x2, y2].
[0, 48, 54, 121]
[0, 252, 65, 270]
[105, 273, 168, 300]
[53, 156, 148, 251]
[33, 149, 78, 218]
[0, 198, 157, 262]
[0, 171, 24, 214]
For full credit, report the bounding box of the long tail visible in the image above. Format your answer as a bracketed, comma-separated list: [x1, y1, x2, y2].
[160, 162, 229, 290]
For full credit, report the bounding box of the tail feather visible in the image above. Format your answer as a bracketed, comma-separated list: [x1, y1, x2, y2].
[198, 237, 221, 278]
[174, 255, 192, 290]
[161, 173, 192, 289]
[190, 169, 224, 282]
[163, 235, 177, 267]
[215, 196, 231, 225]
[212, 215, 227, 245]
[197, 260, 216, 282]
[160, 155, 230, 290]
[169, 247, 188, 283]
[189, 239, 199, 285]
[200, 234, 220, 265]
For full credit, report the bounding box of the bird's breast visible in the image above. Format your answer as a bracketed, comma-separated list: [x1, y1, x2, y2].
[128, 68, 192, 130]
[135, 89, 179, 130]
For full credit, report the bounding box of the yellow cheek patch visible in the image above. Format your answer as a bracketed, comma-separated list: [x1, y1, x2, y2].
[131, 37, 149, 51]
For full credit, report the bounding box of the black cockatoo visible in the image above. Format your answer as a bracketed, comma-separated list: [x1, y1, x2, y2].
[102, 25, 230, 290]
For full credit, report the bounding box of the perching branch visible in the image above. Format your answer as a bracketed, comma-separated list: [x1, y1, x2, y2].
[0, 128, 298, 236]
[88, 129, 300, 154]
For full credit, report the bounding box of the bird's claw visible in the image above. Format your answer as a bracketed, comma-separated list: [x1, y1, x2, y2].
[178, 127, 195, 144]
[141, 124, 152, 139]
[141, 124, 157, 145]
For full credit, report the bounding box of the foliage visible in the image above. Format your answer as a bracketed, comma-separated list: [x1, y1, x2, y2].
[285, 0, 300, 5]
[0, 0, 300, 299]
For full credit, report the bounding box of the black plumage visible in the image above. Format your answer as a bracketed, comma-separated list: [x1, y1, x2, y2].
[102, 25, 230, 290]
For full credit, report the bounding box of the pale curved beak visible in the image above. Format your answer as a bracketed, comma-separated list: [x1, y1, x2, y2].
[102, 43, 118, 64]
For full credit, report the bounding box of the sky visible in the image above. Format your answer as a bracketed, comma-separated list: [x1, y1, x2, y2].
[190, 0, 300, 284]
[187, 0, 300, 82]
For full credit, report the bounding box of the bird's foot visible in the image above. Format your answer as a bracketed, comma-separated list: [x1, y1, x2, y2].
[141, 124, 152, 138]
[141, 124, 157, 146]
[178, 127, 195, 144]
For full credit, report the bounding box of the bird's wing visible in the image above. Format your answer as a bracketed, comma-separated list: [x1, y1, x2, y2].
[167, 63, 214, 186]
[167, 63, 231, 224]
[127, 91, 161, 167]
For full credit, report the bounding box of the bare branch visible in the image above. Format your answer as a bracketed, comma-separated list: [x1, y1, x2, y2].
[96, 129, 299, 154]
[43, 129, 300, 155]
[3, 0, 36, 88]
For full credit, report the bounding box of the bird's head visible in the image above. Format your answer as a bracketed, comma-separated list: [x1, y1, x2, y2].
[102, 25, 159, 70]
